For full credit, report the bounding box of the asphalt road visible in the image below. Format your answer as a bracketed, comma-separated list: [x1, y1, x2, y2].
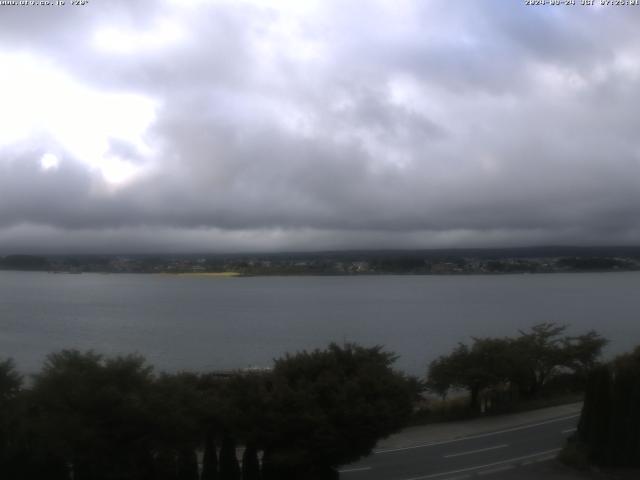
[339, 413, 579, 480]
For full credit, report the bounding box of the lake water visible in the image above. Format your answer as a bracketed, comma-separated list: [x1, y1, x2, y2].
[0, 271, 638, 376]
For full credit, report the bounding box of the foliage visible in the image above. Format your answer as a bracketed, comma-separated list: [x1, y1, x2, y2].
[261, 343, 419, 477]
[0, 342, 416, 480]
[177, 447, 199, 480]
[149, 372, 207, 449]
[577, 346, 640, 467]
[30, 350, 156, 480]
[562, 331, 609, 381]
[201, 432, 219, 480]
[0, 359, 21, 404]
[219, 434, 241, 480]
[0, 255, 49, 270]
[241, 444, 260, 480]
[0, 359, 24, 478]
[555, 257, 633, 271]
[426, 323, 607, 411]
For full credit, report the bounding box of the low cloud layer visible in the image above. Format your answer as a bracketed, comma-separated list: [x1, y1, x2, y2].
[1, 1, 639, 253]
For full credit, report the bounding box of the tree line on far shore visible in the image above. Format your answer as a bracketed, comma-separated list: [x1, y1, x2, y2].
[0, 344, 419, 480]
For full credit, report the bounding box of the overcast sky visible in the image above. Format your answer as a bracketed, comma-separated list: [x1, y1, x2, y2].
[1, 0, 639, 253]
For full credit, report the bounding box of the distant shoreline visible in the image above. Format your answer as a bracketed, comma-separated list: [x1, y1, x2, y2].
[2, 250, 640, 276]
[1, 269, 640, 277]
[161, 271, 242, 277]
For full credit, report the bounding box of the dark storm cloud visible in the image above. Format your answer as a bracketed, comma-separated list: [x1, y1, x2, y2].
[1, 0, 640, 252]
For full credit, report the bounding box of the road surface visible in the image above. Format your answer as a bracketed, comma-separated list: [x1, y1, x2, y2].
[340, 408, 580, 480]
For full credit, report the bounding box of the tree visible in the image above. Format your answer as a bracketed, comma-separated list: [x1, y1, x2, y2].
[0, 359, 25, 480]
[607, 347, 640, 466]
[30, 350, 156, 480]
[0, 359, 21, 446]
[149, 373, 206, 458]
[427, 339, 514, 411]
[177, 447, 199, 480]
[0, 255, 49, 271]
[1, 344, 423, 480]
[425, 355, 455, 401]
[577, 365, 612, 464]
[241, 444, 261, 480]
[561, 331, 608, 382]
[0, 359, 21, 404]
[201, 431, 219, 480]
[427, 324, 608, 412]
[512, 323, 568, 397]
[577, 346, 640, 467]
[155, 448, 179, 480]
[511, 324, 607, 398]
[262, 343, 418, 478]
[217, 373, 271, 453]
[219, 433, 241, 480]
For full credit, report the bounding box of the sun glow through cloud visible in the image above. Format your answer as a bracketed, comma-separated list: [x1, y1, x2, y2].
[1, 0, 640, 252]
[40, 153, 60, 171]
[0, 54, 157, 185]
[92, 19, 186, 55]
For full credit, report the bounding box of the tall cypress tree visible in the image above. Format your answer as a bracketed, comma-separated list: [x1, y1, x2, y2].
[241, 444, 260, 480]
[259, 449, 275, 480]
[155, 448, 179, 480]
[219, 434, 240, 480]
[177, 447, 199, 480]
[306, 465, 339, 480]
[608, 352, 640, 466]
[201, 433, 219, 480]
[577, 346, 640, 468]
[135, 448, 156, 480]
[22, 451, 70, 480]
[578, 365, 612, 464]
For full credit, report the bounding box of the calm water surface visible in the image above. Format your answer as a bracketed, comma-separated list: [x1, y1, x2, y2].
[0, 271, 638, 375]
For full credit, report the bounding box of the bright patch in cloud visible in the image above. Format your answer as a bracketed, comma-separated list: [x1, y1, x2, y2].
[93, 19, 186, 55]
[100, 156, 138, 185]
[40, 153, 60, 171]
[0, 54, 157, 185]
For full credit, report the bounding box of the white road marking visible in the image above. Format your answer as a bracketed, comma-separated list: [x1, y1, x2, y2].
[338, 466, 372, 473]
[562, 427, 577, 434]
[478, 464, 515, 475]
[443, 444, 508, 458]
[533, 455, 557, 463]
[375, 414, 579, 454]
[398, 448, 562, 480]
